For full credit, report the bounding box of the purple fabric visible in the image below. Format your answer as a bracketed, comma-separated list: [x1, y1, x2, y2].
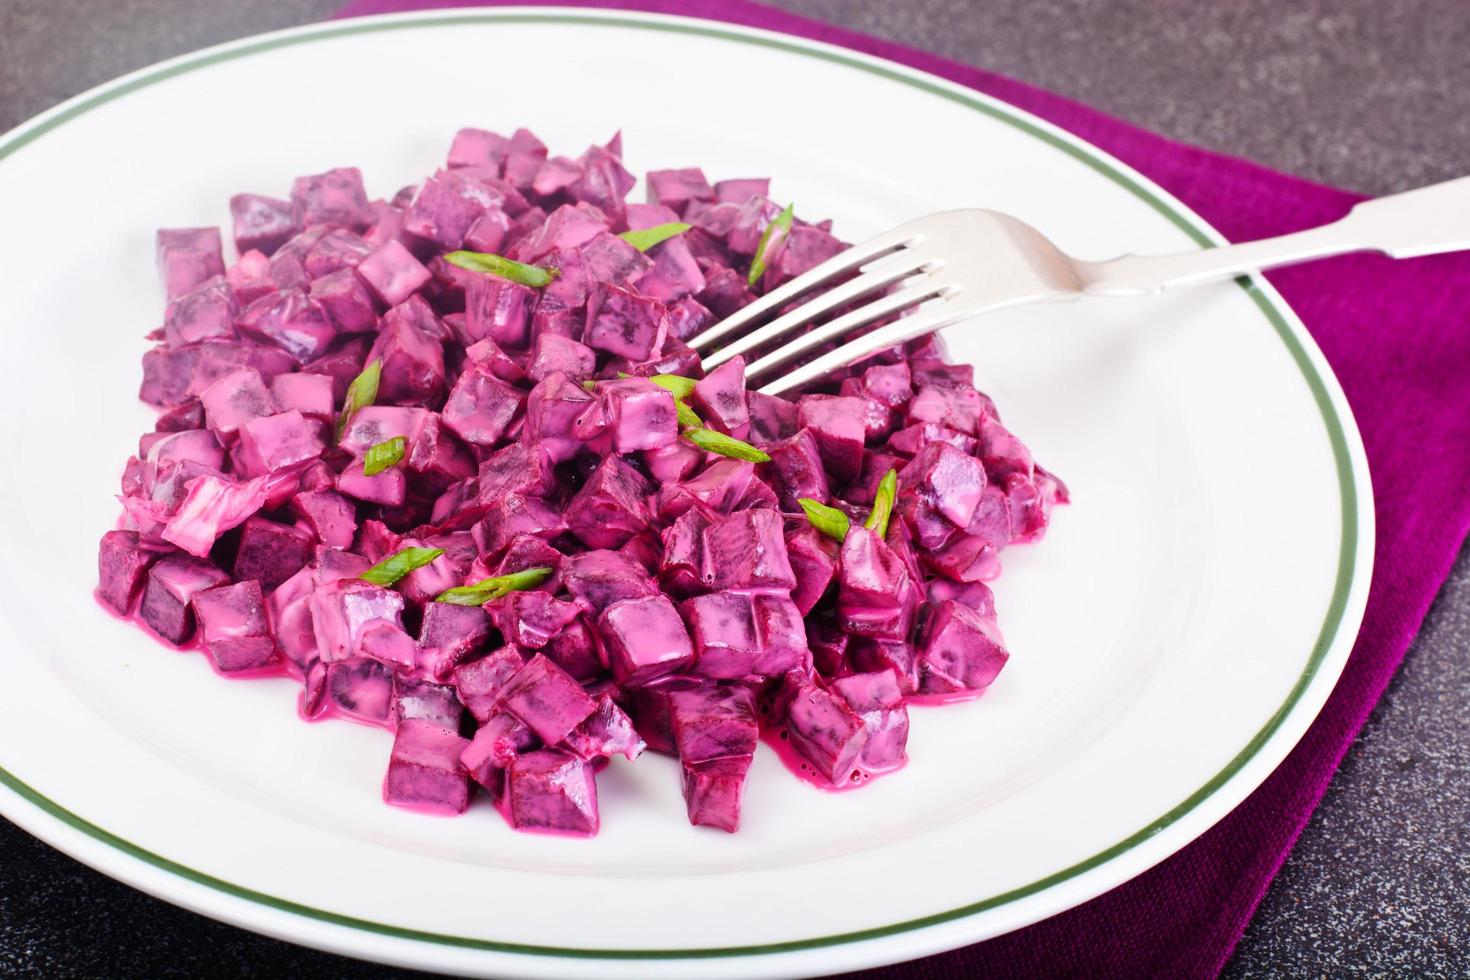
[339, 2, 1470, 975]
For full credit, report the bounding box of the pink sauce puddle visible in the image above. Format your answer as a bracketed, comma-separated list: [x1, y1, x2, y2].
[760, 728, 907, 793]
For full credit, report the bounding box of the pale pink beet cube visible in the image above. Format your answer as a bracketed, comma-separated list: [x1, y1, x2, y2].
[451, 644, 524, 722]
[303, 229, 373, 279]
[384, 720, 471, 814]
[404, 170, 499, 250]
[593, 377, 678, 453]
[447, 127, 511, 171]
[164, 276, 237, 347]
[532, 154, 583, 196]
[266, 373, 333, 420]
[139, 555, 230, 644]
[918, 599, 1009, 694]
[493, 591, 580, 650]
[579, 232, 651, 286]
[237, 410, 325, 477]
[831, 670, 909, 772]
[670, 684, 757, 764]
[391, 675, 463, 729]
[690, 356, 749, 438]
[513, 203, 606, 264]
[474, 494, 568, 557]
[290, 489, 357, 549]
[326, 658, 394, 724]
[97, 531, 162, 616]
[497, 654, 596, 745]
[836, 526, 916, 640]
[583, 282, 669, 361]
[764, 429, 828, 509]
[505, 749, 598, 835]
[440, 362, 522, 447]
[598, 594, 694, 686]
[786, 526, 839, 615]
[900, 442, 988, 528]
[713, 177, 769, 204]
[309, 267, 379, 334]
[335, 456, 407, 506]
[291, 167, 373, 231]
[461, 712, 535, 794]
[229, 193, 296, 255]
[565, 456, 652, 549]
[681, 755, 751, 833]
[337, 405, 428, 455]
[463, 208, 512, 253]
[367, 304, 447, 406]
[704, 509, 796, 592]
[526, 332, 596, 383]
[681, 591, 757, 679]
[308, 578, 406, 663]
[236, 289, 336, 364]
[796, 394, 866, 483]
[192, 580, 279, 673]
[357, 239, 430, 306]
[156, 227, 225, 300]
[522, 371, 596, 463]
[564, 694, 644, 762]
[465, 274, 535, 348]
[232, 516, 313, 590]
[199, 368, 278, 437]
[784, 674, 869, 784]
[646, 167, 714, 211]
[561, 549, 658, 615]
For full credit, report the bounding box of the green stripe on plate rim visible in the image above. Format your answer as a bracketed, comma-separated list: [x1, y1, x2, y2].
[0, 9, 1360, 962]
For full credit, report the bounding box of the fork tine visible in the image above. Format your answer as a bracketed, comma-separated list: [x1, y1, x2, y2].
[755, 301, 963, 396]
[700, 250, 932, 370]
[743, 279, 953, 384]
[686, 220, 927, 355]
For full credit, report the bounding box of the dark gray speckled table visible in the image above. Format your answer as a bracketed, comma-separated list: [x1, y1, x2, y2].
[2, 1, 1467, 976]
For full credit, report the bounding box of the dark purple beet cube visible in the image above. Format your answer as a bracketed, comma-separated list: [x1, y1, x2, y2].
[796, 394, 866, 483]
[900, 441, 988, 528]
[236, 289, 336, 365]
[156, 227, 224, 300]
[785, 526, 838, 615]
[139, 555, 230, 645]
[289, 489, 358, 550]
[561, 549, 658, 615]
[543, 617, 604, 682]
[746, 391, 798, 447]
[461, 712, 535, 794]
[671, 684, 758, 764]
[497, 654, 597, 745]
[784, 674, 869, 784]
[583, 282, 669, 361]
[327, 658, 393, 724]
[493, 591, 580, 650]
[367, 305, 447, 407]
[451, 644, 524, 722]
[291, 167, 373, 231]
[681, 755, 751, 833]
[97, 530, 161, 615]
[232, 516, 313, 590]
[465, 273, 535, 348]
[918, 600, 1009, 694]
[704, 508, 796, 592]
[229, 193, 296, 255]
[384, 720, 471, 814]
[565, 455, 652, 550]
[505, 749, 599, 835]
[764, 429, 829, 510]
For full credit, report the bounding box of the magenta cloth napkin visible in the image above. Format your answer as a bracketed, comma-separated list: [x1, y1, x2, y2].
[337, 2, 1470, 975]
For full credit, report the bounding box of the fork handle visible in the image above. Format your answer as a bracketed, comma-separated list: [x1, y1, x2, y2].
[1076, 175, 1470, 296]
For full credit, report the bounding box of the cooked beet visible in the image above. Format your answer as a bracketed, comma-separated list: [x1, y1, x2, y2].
[233, 516, 313, 590]
[139, 555, 230, 644]
[97, 531, 162, 616]
[192, 580, 279, 673]
[384, 720, 471, 814]
[505, 749, 598, 835]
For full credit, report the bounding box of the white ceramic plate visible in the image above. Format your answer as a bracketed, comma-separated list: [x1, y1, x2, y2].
[0, 9, 1371, 978]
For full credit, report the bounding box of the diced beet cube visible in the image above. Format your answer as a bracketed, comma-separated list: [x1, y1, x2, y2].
[654, 457, 755, 522]
[97, 530, 162, 615]
[622, 676, 704, 753]
[746, 391, 798, 447]
[156, 227, 224, 300]
[524, 372, 599, 464]
[266, 373, 333, 421]
[923, 532, 1001, 583]
[492, 591, 580, 650]
[199, 367, 277, 437]
[713, 177, 769, 204]
[594, 377, 677, 453]
[671, 684, 757, 764]
[764, 225, 844, 289]
[831, 670, 909, 771]
[164, 276, 237, 347]
[784, 674, 869, 784]
[440, 362, 522, 446]
[192, 580, 278, 673]
[392, 675, 463, 729]
[579, 232, 651, 288]
[154, 399, 205, 433]
[543, 617, 604, 682]
[646, 168, 714, 211]
[564, 694, 644, 762]
[237, 410, 325, 477]
[751, 592, 811, 676]
[451, 644, 524, 722]
[474, 494, 567, 556]
[226, 249, 274, 304]
[665, 295, 714, 341]
[367, 305, 447, 406]
[568, 144, 634, 218]
[561, 549, 658, 615]
[229, 193, 296, 255]
[786, 526, 838, 615]
[599, 595, 694, 686]
[506, 749, 599, 836]
[764, 429, 829, 509]
[532, 154, 583, 196]
[909, 383, 987, 436]
[404, 170, 501, 250]
[642, 440, 703, 484]
[291, 167, 373, 231]
[290, 489, 357, 549]
[565, 456, 652, 549]
[704, 508, 795, 591]
[233, 516, 313, 590]
[690, 356, 749, 438]
[919, 600, 1009, 693]
[498, 654, 597, 745]
[796, 394, 865, 482]
[464, 208, 513, 253]
[236, 289, 336, 364]
[527, 332, 596, 383]
[900, 442, 988, 527]
[409, 600, 490, 680]
[308, 578, 406, 663]
[477, 443, 556, 502]
[658, 507, 713, 598]
[356, 239, 430, 306]
[447, 127, 511, 171]
[384, 720, 471, 814]
[326, 658, 393, 724]
[139, 555, 230, 644]
[809, 618, 852, 678]
[404, 414, 475, 496]
[682, 591, 758, 679]
[337, 405, 428, 455]
[309, 267, 379, 334]
[303, 229, 373, 279]
[726, 196, 783, 255]
[461, 712, 535, 793]
[849, 638, 918, 694]
[836, 526, 917, 640]
[336, 455, 407, 506]
[976, 413, 1034, 482]
[514, 203, 607, 263]
[465, 274, 535, 348]
[682, 756, 751, 833]
[583, 282, 669, 361]
[162, 474, 270, 557]
[625, 202, 681, 229]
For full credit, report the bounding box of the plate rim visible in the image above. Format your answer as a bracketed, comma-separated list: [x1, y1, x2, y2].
[0, 5, 1374, 972]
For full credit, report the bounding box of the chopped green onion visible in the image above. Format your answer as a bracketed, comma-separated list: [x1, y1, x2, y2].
[445, 250, 558, 288]
[361, 547, 445, 587]
[864, 468, 898, 538]
[747, 202, 795, 286]
[799, 498, 850, 542]
[683, 427, 771, 462]
[335, 359, 381, 442]
[362, 436, 407, 477]
[619, 222, 691, 252]
[581, 379, 599, 392]
[621, 371, 699, 400]
[676, 401, 704, 430]
[435, 566, 555, 606]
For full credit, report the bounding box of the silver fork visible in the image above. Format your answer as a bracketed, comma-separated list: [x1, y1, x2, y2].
[688, 176, 1470, 395]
